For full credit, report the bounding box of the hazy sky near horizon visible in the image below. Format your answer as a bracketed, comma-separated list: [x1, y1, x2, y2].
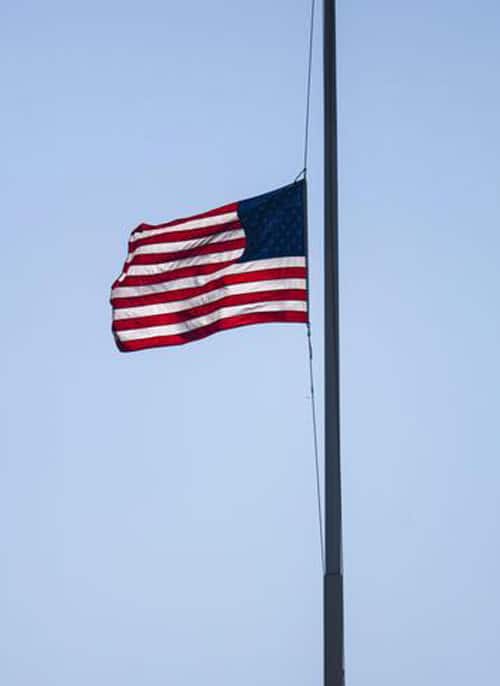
[2, 1, 500, 684]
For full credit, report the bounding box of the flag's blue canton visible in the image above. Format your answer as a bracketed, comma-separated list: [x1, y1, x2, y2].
[237, 180, 305, 263]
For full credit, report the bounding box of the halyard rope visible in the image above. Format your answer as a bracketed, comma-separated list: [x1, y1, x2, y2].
[302, 0, 325, 574]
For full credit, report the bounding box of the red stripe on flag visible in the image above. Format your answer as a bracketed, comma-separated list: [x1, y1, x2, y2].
[111, 267, 307, 308]
[128, 237, 246, 266]
[131, 203, 238, 235]
[113, 290, 307, 331]
[115, 261, 239, 287]
[115, 311, 308, 351]
[130, 220, 242, 250]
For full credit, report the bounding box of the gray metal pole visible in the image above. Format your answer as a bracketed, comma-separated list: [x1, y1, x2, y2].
[323, 1, 344, 684]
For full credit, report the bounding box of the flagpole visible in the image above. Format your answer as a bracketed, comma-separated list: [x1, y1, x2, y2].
[323, 1, 344, 685]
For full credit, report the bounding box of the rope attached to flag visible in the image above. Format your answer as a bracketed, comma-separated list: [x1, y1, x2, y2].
[303, 0, 317, 174]
[307, 324, 325, 573]
[300, 0, 325, 574]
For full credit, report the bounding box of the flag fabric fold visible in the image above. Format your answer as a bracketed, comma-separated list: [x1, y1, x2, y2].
[110, 180, 308, 351]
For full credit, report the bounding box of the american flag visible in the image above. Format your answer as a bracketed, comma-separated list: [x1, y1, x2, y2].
[110, 180, 308, 351]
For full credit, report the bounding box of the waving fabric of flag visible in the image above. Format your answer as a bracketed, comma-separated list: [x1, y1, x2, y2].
[110, 180, 308, 351]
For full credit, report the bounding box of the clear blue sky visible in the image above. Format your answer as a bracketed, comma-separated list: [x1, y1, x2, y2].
[2, 1, 499, 684]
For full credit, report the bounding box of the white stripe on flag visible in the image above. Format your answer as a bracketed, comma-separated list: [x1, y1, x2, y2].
[130, 211, 239, 243]
[112, 257, 307, 298]
[125, 248, 245, 277]
[113, 279, 307, 319]
[126, 229, 244, 262]
[117, 301, 308, 340]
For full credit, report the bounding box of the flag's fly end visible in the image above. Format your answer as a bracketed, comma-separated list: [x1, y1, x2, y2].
[110, 181, 308, 352]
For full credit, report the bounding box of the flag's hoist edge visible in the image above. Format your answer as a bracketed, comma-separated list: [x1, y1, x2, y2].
[110, 181, 308, 351]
